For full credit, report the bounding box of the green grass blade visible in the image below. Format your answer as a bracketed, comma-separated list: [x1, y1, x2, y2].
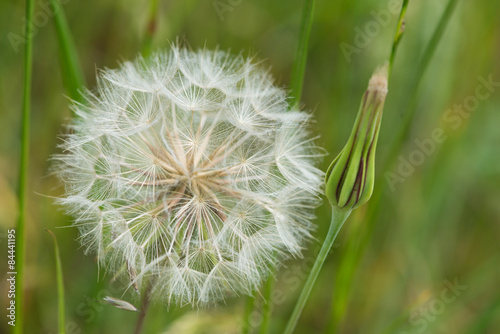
[382, 0, 459, 176]
[49, 0, 86, 101]
[15, 0, 35, 333]
[46, 229, 66, 334]
[142, 0, 159, 57]
[361, 0, 459, 222]
[289, 0, 316, 107]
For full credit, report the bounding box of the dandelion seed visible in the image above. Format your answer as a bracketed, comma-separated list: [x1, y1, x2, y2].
[102, 296, 139, 312]
[55, 46, 324, 306]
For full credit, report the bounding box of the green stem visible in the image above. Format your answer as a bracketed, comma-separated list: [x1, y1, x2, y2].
[242, 293, 256, 334]
[134, 285, 152, 334]
[284, 206, 351, 334]
[258, 273, 275, 334]
[142, 0, 159, 57]
[46, 229, 66, 334]
[15, 0, 35, 333]
[49, 0, 86, 101]
[383, 0, 459, 173]
[289, 0, 316, 107]
[388, 0, 409, 78]
[325, 219, 361, 334]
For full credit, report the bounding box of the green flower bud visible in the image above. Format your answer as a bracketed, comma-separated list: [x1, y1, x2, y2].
[325, 65, 388, 210]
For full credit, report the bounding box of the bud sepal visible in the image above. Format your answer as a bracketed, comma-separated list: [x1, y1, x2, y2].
[325, 65, 388, 210]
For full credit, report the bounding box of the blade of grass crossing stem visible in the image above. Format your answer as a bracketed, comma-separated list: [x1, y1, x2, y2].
[289, 0, 315, 107]
[49, 0, 86, 101]
[325, 217, 363, 334]
[142, 0, 159, 57]
[15, 0, 35, 333]
[46, 229, 66, 334]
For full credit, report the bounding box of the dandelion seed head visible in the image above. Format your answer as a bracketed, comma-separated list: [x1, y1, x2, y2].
[55, 47, 324, 306]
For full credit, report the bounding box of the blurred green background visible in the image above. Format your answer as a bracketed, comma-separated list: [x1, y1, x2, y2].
[1, 0, 499, 333]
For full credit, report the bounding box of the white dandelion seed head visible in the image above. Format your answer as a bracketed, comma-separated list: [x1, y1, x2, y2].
[55, 46, 324, 307]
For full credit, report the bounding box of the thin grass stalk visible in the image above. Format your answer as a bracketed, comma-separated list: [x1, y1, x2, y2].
[46, 229, 66, 334]
[289, 0, 316, 107]
[382, 0, 459, 176]
[388, 0, 409, 77]
[15, 0, 35, 333]
[283, 207, 351, 334]
[352, 0, 460, 256]
[49, 0, 86, 101]
[142, 0, 159, 57]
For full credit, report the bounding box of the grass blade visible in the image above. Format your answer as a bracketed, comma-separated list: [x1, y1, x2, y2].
[142, 0, 159, 57]
[49, 0, 86, 101]
[289, 0, 316, 107]
[383, 0, 459, 176]
[15, 0, 35, 332]
[46, 229, 66, 334]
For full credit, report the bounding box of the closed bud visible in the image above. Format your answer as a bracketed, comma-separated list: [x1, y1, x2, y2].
[325, 65, 388, 210]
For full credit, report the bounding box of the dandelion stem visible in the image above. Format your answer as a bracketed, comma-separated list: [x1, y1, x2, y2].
[15, 0, 35, 332]
[258, 271, 276, 334]
[290, 0, 316, 107]
[242, 293, 256, 334]
[134, 285, 152, 334]
[284, 206, 351, 334]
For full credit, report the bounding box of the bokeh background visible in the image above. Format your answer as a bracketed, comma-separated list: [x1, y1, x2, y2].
[1, 0, 499, 333]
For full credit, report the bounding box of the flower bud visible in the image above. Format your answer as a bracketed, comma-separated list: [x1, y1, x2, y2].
[325, 65, 388, 210]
